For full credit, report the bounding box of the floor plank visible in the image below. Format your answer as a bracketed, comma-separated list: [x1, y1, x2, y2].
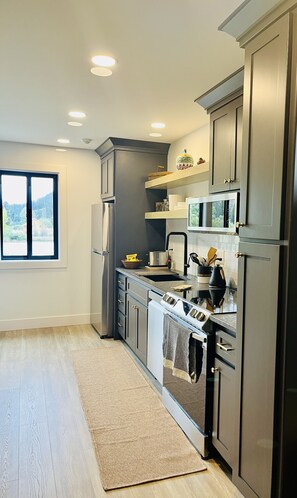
[0, 389, 20, 484]
[0, 324, 243, 498]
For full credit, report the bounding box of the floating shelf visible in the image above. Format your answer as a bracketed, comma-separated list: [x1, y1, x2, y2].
[145, 163, 209, 190]
[145, 209, 187, 220]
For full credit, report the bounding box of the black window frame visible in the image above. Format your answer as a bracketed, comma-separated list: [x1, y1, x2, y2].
[0, 170, 59, 260]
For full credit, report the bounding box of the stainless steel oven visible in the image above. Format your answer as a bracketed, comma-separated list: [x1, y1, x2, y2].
[161, 293, 215, 458]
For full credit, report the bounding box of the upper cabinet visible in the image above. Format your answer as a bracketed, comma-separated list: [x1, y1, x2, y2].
[196, 67, 244, 194]
[209, 95, 243, 193]
[101, 152, 114, 199]
[238, 15, 290, 240]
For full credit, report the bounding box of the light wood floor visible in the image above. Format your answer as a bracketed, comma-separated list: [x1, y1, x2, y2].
[0, 324, 243, 498]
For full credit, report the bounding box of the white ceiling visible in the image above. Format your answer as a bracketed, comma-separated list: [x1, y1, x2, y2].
[0, 0, 244, 150]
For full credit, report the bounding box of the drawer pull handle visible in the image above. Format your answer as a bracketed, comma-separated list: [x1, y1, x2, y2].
[118, 299, 123, 304]
[117, 322, 123, 327]
[236, 222, 245, 228]
[211, 367, 220, 373]
[235, 252, 245, 258]
[216, 342, 234, 352]
[132, 304, 139, 310]
[118, 280, 124, 285]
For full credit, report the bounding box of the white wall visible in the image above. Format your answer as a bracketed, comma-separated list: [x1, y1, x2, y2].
[0, 141, 101, 331]
[167, 125, 239, 287]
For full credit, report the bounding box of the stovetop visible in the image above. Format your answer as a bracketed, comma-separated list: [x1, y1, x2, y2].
[171, 287, 237, 314]
[161, 286, 237, 332]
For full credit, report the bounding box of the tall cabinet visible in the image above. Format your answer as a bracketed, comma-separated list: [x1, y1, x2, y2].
[220, 3, 297, 497]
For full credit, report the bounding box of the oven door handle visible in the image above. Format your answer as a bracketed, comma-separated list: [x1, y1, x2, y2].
[192, 332, 206, 343]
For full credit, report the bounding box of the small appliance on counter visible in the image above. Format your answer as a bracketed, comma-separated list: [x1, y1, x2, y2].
[209, 262, 226, 288]
[148, 250, 168, 267]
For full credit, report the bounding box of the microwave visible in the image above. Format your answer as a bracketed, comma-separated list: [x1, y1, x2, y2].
[187, 192, 239, 234]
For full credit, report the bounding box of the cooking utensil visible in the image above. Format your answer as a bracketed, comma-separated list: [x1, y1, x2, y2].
[208, 253, 217, 266]
[207, 247, 217, 265]
[189, 252, 201, 266]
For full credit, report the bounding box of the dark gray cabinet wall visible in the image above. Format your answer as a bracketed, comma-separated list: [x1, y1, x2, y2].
[225, 4, 297, 498]
[96, 138, 169, 266]
[209, 95, 243, 193]
[239, 15, 290, 240]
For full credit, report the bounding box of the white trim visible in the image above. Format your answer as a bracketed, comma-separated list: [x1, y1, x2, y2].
[0, 161, 68, 269]
[0, 314, 90, 332]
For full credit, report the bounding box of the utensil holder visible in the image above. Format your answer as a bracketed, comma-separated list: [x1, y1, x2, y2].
[197, 266, 212, 283]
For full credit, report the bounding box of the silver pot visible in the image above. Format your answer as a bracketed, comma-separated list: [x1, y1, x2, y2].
[148, 251, 168, 266]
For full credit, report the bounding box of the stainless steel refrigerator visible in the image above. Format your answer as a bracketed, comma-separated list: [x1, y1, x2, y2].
[90, 203, 114, 337]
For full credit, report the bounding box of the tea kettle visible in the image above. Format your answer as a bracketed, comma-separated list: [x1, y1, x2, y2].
[209, 259, 226, 288]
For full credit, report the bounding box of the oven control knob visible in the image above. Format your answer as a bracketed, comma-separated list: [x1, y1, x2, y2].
[196, 312, 205, 321]
[167, 297, 176, 305]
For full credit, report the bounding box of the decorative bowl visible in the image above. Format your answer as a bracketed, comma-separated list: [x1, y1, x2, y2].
[121, 259, 142, 269]
[176, 149, 194, 170]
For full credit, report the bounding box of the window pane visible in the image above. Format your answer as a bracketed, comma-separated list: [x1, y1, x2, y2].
[31, 177, 54, 256]
[2, 175, 27, 256]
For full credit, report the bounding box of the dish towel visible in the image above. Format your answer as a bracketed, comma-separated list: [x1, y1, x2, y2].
[163, 314, 202, 384]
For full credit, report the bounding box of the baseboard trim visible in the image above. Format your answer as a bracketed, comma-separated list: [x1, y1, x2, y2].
[0, 314, 90, 332]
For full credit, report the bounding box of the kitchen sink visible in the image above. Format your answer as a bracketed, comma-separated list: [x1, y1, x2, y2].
[140, 274, 184, 282]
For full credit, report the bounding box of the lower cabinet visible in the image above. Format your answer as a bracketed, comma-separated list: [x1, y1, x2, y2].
[212, 327, 236, 467]
[126, 294, 148, 365]
[212, 357, 235, 466]
[116, 272, 148, 366]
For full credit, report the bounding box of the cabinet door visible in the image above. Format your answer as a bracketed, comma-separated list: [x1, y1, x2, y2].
[209, 102, 233, 193]
[231, 98, 243, 189]
[135, 301, 148, 365]
[117, 310, 126, 339]
[239, 15, 290, 240]
[212, 357, 235, 467]
[101, 153, 114, 199]
[126, 295, 137, 351]
[126, 294, 147, 365]
[233, 242, 280, 498]
[209, 96, 243, 193]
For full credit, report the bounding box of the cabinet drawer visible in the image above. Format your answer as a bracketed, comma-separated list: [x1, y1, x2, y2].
[117, 288, 126, 314]
[215, 330, 236, 367]
[127, 278, 148, 305]
[117, 273, 126, 290]
[117, 311, 126, 339]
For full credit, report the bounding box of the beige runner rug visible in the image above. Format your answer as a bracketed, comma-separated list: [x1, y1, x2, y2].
[71, 342, 206, 490]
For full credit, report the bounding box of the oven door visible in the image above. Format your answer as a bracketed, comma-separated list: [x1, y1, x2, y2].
[163, 314, 209, 433]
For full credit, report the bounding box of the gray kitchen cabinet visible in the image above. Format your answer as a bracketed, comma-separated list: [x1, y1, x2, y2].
[212, 357, 235, 467]
[212, 328, 236, 467]
[233, 242, 280, 498]
[101, 152, 114, 199]
[126, 294, 148, 365]
[209, 95, 243, 193]
[239, 15, 290, 240]
[116, 273, 127, 339]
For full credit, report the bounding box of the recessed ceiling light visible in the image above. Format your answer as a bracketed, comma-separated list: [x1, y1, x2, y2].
[149, 133, 162, 137]
[67, 121, 83, 127]
[92, 55, 116, 67]
[57, 138, 70, 144]
[90, 67, 113, 77]
[56, 148, 67, 152]
[151, 122, 166, 129]
[68, 111, 86, 118]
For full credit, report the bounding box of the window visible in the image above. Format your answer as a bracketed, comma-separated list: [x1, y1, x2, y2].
[0, 171, 58, 260]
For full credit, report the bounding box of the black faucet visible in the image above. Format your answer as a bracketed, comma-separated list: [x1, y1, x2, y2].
[165, 232, 189, 276]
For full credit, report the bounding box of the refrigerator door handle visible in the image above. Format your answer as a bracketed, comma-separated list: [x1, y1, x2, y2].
[92, 249, 109, 256]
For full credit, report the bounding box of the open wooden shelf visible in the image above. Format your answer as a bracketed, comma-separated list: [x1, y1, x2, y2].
[145, 209, 187, 220]
[145, 163, 209, 190]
